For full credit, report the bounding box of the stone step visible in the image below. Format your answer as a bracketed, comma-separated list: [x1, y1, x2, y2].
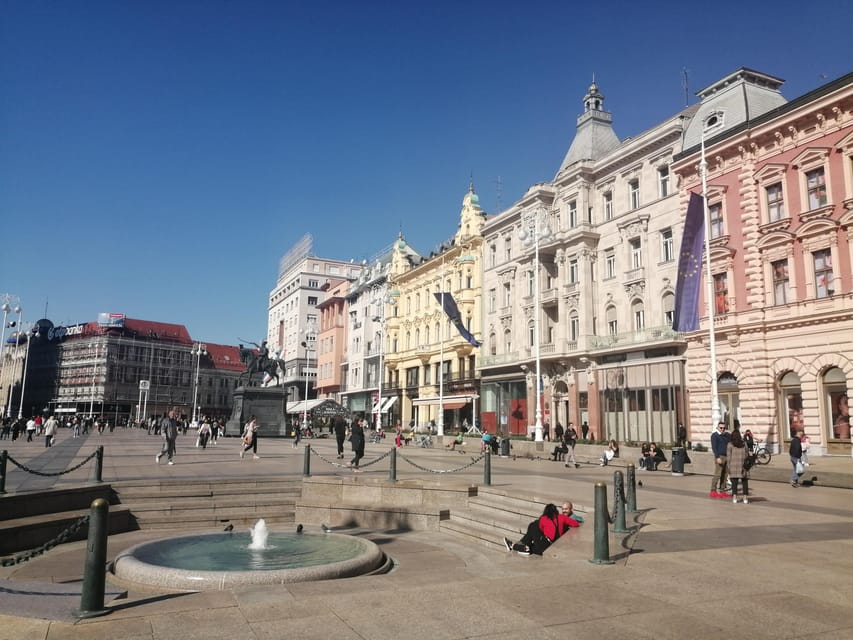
[1, 506, 134, 556]
[439, 517, 508, 551]
[134, 512, 296, 530]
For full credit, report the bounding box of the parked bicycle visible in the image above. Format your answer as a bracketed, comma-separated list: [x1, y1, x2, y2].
[748, 440, 771, 466]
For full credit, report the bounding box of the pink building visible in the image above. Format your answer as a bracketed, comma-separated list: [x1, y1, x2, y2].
[673, 71, 853, 456]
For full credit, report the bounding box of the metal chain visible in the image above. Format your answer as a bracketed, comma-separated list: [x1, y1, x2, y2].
[311, 447, 393, 469]
[0, 514, 90, 567]
[5, 449, 99, 477]
[397, 451, 485, 474]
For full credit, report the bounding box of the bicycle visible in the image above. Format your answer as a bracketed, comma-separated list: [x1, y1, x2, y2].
[748, 441, 771, 466]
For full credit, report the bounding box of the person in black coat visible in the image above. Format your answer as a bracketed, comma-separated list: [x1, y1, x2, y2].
[789, 430, 803, 487]
[348, 418, 366, 472]
[333, 416, 347, 459]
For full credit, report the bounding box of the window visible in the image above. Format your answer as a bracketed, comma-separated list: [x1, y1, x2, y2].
[503, 283, 512, 307]
[606, 306, 618, 336]
[568, 200, 578, 228]
[766, 182, 786, 221]
[489, 244, 497, 267]
[307, 296, 318, 306]
[632, 300, 645, 331]
[772, 259, 790, 305]
[528, 322, 535, 347]
[488, 288, 496, 313]
[503, 329, 512, 354]
[569, 314, 579, 342]
[813, 249, 834, 298]
[660, 229, 674, 263]
[658, 166, 670, 198]
[709, 203, 724, 239]
[504, 237, 512, 261]
[527, 270, 535, 297]
[806, 168, 828, 210]
[569, 259, 578, 283]
[663, 292, 675, 326]
[714, 273, 729, 314]
[630, 238, 643, 269]
[630, 180, 640, 209]
[605, 250, 616, 279]
[308, 279, 319, 288]
[604, 191, 613, 220]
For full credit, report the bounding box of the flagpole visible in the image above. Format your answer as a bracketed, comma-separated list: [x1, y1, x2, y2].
[438, 256, 445, 437]
[700, 122, 721, 431]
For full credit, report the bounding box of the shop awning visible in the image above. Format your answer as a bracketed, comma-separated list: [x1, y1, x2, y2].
[371, 396, 398, 414]
[411, 394, 478, 409]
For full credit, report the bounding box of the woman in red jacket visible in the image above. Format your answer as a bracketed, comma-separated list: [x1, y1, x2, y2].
[504, 503, 580, 555]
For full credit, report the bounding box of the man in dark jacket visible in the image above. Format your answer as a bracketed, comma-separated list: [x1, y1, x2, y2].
[710, 421, 730, 498]
[155, 411, 179, 465]
[333, 416, 347, 459]
[789, 430, 803, 487]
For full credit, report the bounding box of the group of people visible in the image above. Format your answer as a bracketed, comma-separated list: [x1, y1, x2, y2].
[639, 442, 667, 470]
[710, 421, 767, 502]
[0, 413, 117, 443]
[504, 501, 584, 556]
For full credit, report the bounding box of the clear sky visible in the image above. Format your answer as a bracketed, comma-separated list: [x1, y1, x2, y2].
[2, 0, 850, 346]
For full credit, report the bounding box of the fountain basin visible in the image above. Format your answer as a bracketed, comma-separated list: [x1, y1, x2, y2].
[112, 531, 386, 591]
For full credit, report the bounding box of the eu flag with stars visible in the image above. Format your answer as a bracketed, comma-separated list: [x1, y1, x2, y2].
[672, 192, 705, 332]
[433, 292, 481, 347]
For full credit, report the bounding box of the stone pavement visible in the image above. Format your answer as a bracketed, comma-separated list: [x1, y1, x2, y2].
[1, 428, 853, 639]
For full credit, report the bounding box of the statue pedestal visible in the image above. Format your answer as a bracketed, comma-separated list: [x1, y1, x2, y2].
[227, 387, 289, 437]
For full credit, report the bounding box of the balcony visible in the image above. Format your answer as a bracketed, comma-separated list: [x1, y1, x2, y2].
[540, 287, 558, 305]
[480, 352, 520, 368]
[623, 266, 645, 285]
[563, 282, 579, 295]
[588, 325, 683, 350]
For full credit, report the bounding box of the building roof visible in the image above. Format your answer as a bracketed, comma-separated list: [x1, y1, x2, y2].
[204, 343, 245, 372]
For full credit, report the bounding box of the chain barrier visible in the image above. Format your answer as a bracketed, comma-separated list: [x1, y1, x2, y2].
[0, 514, 90, 567]
[311, 448, 393, 469]
[310, 447, 484, 475]
[5, 449, 99, 477]
[398, 451, 485, 474]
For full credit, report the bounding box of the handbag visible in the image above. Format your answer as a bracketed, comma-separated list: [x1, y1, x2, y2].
[795, 459, 804, 475]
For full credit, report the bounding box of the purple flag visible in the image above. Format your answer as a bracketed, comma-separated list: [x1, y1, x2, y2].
[433, 292, 481, 347]
[672, 192, 705, 332]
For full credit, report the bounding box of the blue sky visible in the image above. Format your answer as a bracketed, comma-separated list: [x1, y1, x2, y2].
[2, 0, 850, 345]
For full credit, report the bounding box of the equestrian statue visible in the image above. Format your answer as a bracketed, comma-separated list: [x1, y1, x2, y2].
[238, 340, 284, 387]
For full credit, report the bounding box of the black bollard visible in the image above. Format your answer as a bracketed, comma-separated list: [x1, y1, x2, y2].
[94, 445, 104, 483]
[303, 444, 311, 477]
[75, 498, 111, 618]
[590, 482, 614, 564]
[389, 447, 397, 482]
[626, 463, 637, 513]
[612, 471, 630, 533]
[483, 450, 491, 486]
[0, 450, 7, 494]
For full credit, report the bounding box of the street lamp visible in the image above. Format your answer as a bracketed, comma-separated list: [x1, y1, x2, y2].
[6, 305, 23, 418]
[519, 205, 554, 443]
[191, 342, 207, 424]
[300, 325, 316, 432]
[371, 284, 395, 432]
[17, 320, 35, 420]
[88, 341, 100, 418]
[1, 298, 17, 414]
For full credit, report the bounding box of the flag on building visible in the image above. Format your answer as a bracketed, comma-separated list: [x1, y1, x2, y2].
[672, 192, 705, 332]
[433, 292, 481, 347]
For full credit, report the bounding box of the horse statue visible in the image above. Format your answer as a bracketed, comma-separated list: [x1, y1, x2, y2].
[238, 341, 284, 387]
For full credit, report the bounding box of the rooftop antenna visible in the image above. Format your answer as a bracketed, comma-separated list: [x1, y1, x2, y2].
[681, 68, 690, 107]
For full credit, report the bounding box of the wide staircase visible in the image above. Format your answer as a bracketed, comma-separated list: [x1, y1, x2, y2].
[1, 478, 302, 557]
[439, 487, 588, 551]
[113, 477, 302, 530]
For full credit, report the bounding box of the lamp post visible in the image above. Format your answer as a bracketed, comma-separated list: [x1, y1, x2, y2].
[5, 304, 22, 418]
[17, 320, 34, 419]
[300, 324, 316, 432]
[1, 299, 16, 414]
[371, 284, 395, 432]
[191, 342, 207, 424]
[700, 117, 721, 430]
[519, 206, 553, 443]
[88, 341, 100, 418]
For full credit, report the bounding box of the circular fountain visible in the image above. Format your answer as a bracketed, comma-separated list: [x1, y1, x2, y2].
[112, 520, 388, 591]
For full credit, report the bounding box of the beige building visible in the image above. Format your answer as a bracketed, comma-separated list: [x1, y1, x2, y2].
[383, 187, 486, 433]
[672, 70, 853, 456]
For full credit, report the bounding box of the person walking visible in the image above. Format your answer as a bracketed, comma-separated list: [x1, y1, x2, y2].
[347, 418, 365, 473]
[25, 417, 36, 442]
[43, 414, 58, 447]
[564, 422, 579, 468]
[197, 417, 212, 449]
[333, 415, 347, 459]
[789, 429, 804, 487]
[155, 411, 179, 465]
[726, 429, 750, 503]
[241, 415, 259, 459]
[710, 422, 731, 498]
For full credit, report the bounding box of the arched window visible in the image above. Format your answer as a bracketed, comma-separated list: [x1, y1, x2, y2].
[415, 328, 420, 348]
[504, 329, 512, 354]
[489, 332, 497, 356]
[606, 306, 618, 336]
[823, 367, 850, 440]
[528, 321, 535, 347]
[405, 331, 411, 351]
[424, 325, 430, 345]
[631, 300, 645, 331]
[662, 292, 675, 327]
[779, 371, 803, 439]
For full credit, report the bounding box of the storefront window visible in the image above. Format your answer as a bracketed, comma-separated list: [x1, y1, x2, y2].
[824, 367, 850, 439]
[779, 371, 803, 439]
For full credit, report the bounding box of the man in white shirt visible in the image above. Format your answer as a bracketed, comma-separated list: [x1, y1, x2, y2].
[25, 418, 36, 442]
[43, 415, 59, 447]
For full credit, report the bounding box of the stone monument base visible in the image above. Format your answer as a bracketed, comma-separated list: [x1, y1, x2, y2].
[227, 386, 289, 437]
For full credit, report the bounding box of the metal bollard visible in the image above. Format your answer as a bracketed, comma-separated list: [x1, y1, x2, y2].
[589, 482, 614, 564]
[303, 444, 311, 477]
[75, 498, 111, 618]
[94, 445, 104, 483]
[0, 450, 7, 494]
[483, 450, 491, 486]
[626, 463, 638, 513]
[389, 447, 397, 482]
[612, 471, 630, 533]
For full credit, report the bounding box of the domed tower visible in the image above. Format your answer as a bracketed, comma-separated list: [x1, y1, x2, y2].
[556, 78, 621, 176]
[454, 182, 487, 245]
